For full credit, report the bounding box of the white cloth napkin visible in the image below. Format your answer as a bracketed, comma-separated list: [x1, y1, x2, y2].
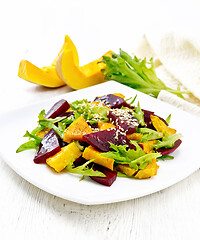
[134, 30, 200, 117]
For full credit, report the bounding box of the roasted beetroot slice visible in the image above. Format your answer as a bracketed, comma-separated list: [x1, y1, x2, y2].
[73, 157, 87, 167]
[108, 109, 139, 134]
[141, 109, 168, 129]
[157, 139, 182, 155]
[83, 126, 131, 152]
[45, 99, 70, 119]
[58, 110, 74, 118]
[34, 129, 61, 163]
[142, 109, 154, 128]
[94, 94, 130, 108]
[90, 166, 117, 186]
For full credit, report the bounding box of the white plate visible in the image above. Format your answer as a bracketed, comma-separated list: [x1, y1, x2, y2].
[0, 81, 199, 205]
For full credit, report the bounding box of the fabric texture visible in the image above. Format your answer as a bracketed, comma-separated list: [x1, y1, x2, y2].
[134, 31, 200, 117]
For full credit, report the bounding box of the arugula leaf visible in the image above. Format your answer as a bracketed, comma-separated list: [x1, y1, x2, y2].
[117, 171, 130, 178]
[138, 128, 163, 142]
[125, 95, 137, 105]
[39, 120, 65, 139]
[31, 125, 45, 136]
[165, 114, 171, 125]
[74, 141, 84, 151]
[158, 155, 174, 161]
[38, 109, 46, 121]
[16, 140, 40, 153]
[101, 143, 161, 171]
[61, 118, 74, 125]
[133, 102, 145, 126]
[102, 50, 188, 98]
[70, 99, 88, 110]
[66, 160, 106, 177]
[102, 142, 145, 164]
[153, 133, 183, 149]
[129, 152, 161, 170]
[70, 98, 109, 124]
[16, 131, 42, 153]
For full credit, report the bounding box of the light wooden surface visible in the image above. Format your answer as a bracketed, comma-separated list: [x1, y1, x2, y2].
[1, 1, 200, 239]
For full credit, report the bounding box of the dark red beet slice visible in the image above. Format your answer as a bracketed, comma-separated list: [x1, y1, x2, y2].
[83, 126, 131, 152]
[73, 157, 87, 167]
[141, 109, 168, 129]
[108, 109, 139, 134]
[90, 166, 117, 186]
[157, 139, 182, 155]
[34, 129, 61, 164]
[58, 110, 74, 118]
[58, 138, 68, 148]
[45, 99, 70, 119]
[142, 109, 154, 128]
[94, 94, 130, 108]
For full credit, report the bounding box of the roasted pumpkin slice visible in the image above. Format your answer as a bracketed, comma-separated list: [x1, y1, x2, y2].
[140, 140, 157, 154]
[134, 159, 159, 179]
[117, 164, 137, 177]
[63, 116, 93, 143]
[127, 132, 143, 140]
[98, 122, 115, 131]
[150, 115, 176, 135]
[46, 142, 82, 172]
[82, 145, 114, 170]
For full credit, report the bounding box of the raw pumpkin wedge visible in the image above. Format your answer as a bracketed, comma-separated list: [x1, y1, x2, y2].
[63, 116, 93, 143]
[18, 61, 65, 88]
[46, 142, 82, 172]
[56, 49, 113, 89]
[18, 35, 78, 88]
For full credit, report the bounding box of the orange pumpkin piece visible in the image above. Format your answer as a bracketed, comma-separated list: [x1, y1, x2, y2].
[127, 132, 143, 140]
[140, 140, 157, 154]
[46, 142, 82, 172]
[134, 159, 159, 179]
[82, 145, 114, 170]
[117, 164, 137, 177]
[112, 93, 125, 99]
[63, 115, 93, 143]
[150, 115, 176, 135]
[36, 127, 50, 138]
[98, 122, 116, 131]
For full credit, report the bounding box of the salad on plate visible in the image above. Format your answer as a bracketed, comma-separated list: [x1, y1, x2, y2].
[16, 93, 182, 186]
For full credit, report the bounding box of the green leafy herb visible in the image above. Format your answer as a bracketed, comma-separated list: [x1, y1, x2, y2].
[74, 141, 84, 151]
[31, 125, 45, 136]
[129, 152, 161, 170]
[117, 171, 130, 178]
[16, 131, 42, 153]
[102, 143, 161, 171]
[133, 102, 145, 126]
[165, 114, 171, 125]
[16, 140, 40, 153]
[125, 95, 137, 105]
[138, 128, 163, 142]
[153, 133, 183, 149]
[70, 99, 109, 124]
[102, 143, 144, 164]
[38, 109, 46, 120]
[102, 49, 188, 98]
[158, 155, 174, 161]
[39, 120, 65, 139]
[66, 160, 106, 177]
